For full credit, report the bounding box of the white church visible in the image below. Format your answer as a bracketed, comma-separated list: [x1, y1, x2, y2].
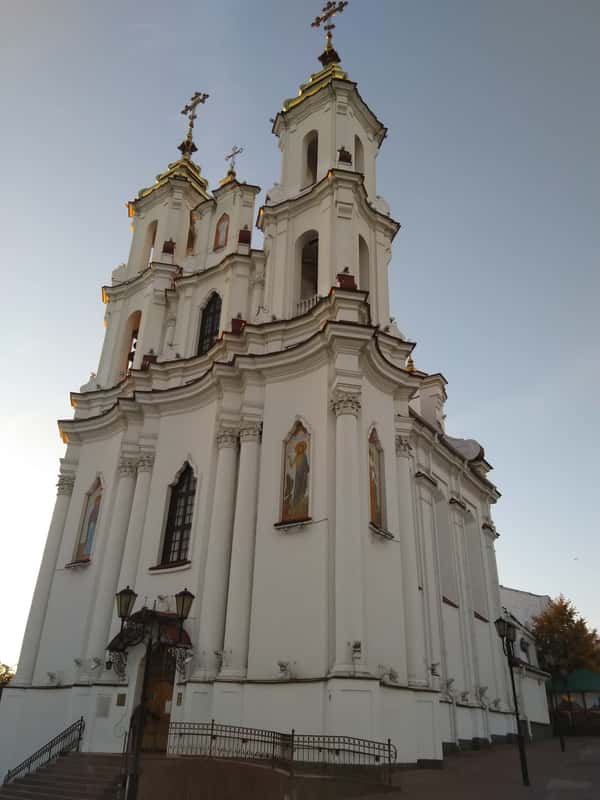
[0, 11, 549, 775]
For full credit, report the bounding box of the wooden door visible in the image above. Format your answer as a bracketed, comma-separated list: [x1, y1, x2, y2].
[142, 645, 176, 752]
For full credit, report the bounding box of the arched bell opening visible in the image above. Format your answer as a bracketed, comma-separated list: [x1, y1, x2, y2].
[121, 310, 142, 377]
[296, 231, 319, 315]
[140, 220, 158, 270]
[358, 235, 370, 293]
[302, 130, 319, 188]
[354, 135, 365, 175]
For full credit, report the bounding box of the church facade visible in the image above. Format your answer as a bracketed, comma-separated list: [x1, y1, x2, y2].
[0, 29, 548, 774]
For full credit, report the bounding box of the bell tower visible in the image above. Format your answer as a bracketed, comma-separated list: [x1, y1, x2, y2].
[258, 3, 398, 327]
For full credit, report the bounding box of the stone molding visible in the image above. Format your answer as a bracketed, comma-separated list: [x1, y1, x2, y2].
[216, 428, 239, 449]
[137, 452, 155, 473]
[56, 474, 76, 496]
[330, 390, 361, 417]
[118, 456, 138, 478]
[395, 435, 413, 458]
[239, 421, 262, 443]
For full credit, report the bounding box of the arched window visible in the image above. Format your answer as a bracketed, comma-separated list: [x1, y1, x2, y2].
[303, 130, 318, 187]
[299, 233, 319, 307]
[161, 463, 197, 565]
[186, 210, 196, 255]
[368, 429, 385, 529]
[213, 213, 229, 250]
[124, 310, 142, 374]
[74, 478, 102, 562]
[141, 220, 158, 269]
[354, 135, 365, 175]
[197, 293, 222, 355]
[358, 235, 369, 292]
[281, 421, 311, 523]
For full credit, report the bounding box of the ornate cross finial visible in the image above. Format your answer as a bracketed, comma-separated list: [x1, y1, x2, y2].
[178, 91, 209, 159]
[311, 1, 348, 66]
[225, 145, 244, 173]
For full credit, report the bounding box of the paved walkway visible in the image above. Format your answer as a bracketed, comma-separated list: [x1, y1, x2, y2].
[367, 738, 600, 799]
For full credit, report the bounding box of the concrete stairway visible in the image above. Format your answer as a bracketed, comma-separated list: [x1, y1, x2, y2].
[0, 753, 123, 799]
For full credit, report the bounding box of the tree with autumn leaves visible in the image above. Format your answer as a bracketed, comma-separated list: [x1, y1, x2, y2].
[532, 596, 600, 674]
[0, 663, 15, 699]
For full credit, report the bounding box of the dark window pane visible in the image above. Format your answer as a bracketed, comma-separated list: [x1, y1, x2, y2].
[161, 463, 196, 564]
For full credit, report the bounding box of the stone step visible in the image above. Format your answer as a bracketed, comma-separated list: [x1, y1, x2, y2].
[1, 781, 115, 799]
[0, 753, 122, 800]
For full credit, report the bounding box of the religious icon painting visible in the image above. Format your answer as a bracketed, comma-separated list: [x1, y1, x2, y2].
[281, 421, 311, 523]
[213, 213, 229, 250]
[368, 428, 384, 529]
[75, 478, 102, 561]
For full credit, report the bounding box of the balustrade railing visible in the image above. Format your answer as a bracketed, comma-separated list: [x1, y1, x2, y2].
[167, 720, 396, 783]
[296, 294, 320, 316]
[3, 717, 85, 785]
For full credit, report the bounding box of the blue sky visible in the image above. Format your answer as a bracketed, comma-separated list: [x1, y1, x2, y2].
[1, 0, 599, 665]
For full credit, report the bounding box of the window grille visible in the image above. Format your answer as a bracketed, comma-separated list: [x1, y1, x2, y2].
[198, 293, 222, 355]
[161, 464, 196, 565]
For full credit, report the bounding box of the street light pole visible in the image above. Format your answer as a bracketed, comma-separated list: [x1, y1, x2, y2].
[111, 586, 195, 800]
[495, 616, 531, 788]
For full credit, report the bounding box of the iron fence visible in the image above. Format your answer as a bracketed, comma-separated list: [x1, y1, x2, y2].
[3, 717, 85, 785]
[167, 720, 396, 783]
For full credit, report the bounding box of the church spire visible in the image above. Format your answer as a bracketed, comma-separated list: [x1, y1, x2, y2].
[219, 144, 244, 186]
[311, 0, 348, 67]
[178, 91, 210, 159]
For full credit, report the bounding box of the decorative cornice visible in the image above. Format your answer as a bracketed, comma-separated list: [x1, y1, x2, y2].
[118, 456, 138, 478]
[137, 453, 155, 473]
[216, 427, 239, 449]
[239, 421, 262, 443]
[56, 474, 75, 496]
[330, 389, 361, 417]
[395, 435, 413, 458]
[415, 469, 438, 488]
[449, 495, 468, 511]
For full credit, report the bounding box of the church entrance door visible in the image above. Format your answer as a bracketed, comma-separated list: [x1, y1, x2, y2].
[141, 645, 176, 752]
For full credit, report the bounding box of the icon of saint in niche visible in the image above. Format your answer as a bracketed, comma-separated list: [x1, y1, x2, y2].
[76, 482, 102, 560]
[368, 429, 383, 528]
[282, 422, 310, 522]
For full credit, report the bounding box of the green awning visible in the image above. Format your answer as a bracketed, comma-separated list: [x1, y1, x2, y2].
[550, 669, 600, 693]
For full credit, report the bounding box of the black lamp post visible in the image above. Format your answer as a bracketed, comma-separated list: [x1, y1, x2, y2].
[544, 651, 567, 752]
[495, 616, 530, 787]
[112, 586, 194, 800]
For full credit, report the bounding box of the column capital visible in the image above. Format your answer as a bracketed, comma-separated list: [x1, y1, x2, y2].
[330, 389, 361, 417]
[56, 474, 75, 496]
[395, 435, 413, 458]
[118, 455, 138, 478]
[216, 427, 239, 449]
[239, 421, 262, 443]
[138, 452, 155, 473]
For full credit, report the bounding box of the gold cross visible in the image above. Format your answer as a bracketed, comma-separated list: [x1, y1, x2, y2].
[179, 91, 209, 156]
[311, 1, 348, 50]
[225, 145, 244, 172]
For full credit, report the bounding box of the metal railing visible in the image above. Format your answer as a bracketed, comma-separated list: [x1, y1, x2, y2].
[3, 717, 85, 785]
[167, 720, 396, 783]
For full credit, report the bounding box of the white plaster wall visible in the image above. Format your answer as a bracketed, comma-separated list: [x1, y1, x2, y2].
[248, 365, 330, 679]
[33, 434, 123, 685]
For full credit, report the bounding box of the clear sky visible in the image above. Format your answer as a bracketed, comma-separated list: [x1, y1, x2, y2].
[1, 0, 598, 666]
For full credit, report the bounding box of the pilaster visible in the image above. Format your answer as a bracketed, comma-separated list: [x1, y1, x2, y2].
[219, 421, 262, 680]
[329, 389, 367, 675]
[394, 425, 427, 686]
[14, 467, 76, 685]
[116, 450, 155, 593]
[196, 426, 239, 678]
[85, 455, 138, 662]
